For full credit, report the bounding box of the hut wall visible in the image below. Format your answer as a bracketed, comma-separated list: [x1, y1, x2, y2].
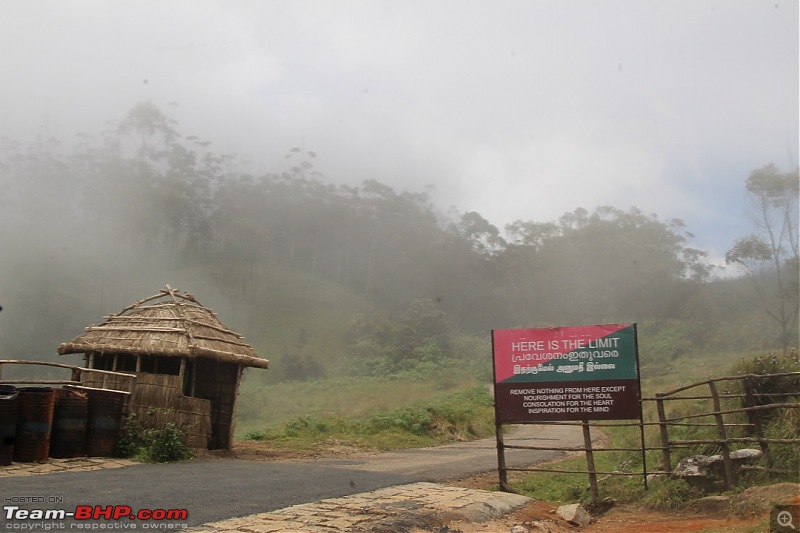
[83, 372, 212, 449]
[193, 359, 240, 450]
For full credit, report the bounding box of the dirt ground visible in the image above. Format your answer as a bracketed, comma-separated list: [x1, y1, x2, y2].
[443, 470, 799, 532]
[224, 440, 798, 533]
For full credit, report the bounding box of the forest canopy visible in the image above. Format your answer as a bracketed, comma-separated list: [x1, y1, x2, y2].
[0, 103, 796, 372]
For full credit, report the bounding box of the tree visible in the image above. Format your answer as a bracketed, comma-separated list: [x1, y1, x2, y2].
[499, 206, 711, 324]
[726, 164, 800, 353]
[456, 211, 506, 256]
[390, 298, 450, 371]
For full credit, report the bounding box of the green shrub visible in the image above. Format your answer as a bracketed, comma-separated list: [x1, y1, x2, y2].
[118, 413, 193, 463]
[734, 349, 799, 372]
[116, 413, 146, 458]
[142, 424, 193, 463]
[763, 406, 800, 475]
[284, 416, 332, 437]
[244, 430, 267, 441]
[362, 387, 495, 440]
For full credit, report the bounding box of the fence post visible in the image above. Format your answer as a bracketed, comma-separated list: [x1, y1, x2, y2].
[655, 394, 671, 474]
[582, 420, 599, 502]
[742, 377, 772, 467]
[708, 380, 735, 489]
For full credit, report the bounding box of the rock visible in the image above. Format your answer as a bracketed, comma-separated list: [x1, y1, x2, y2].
[522, 522, 564, 532]
[730, 448, 763, 462]
[672, 450, 764, 489]
[510, 526, 530, 533]
[556, 503, 591, 527]
[695, 495, 730, 515]
[646, 473, 668, 484]
[672, 455, 711, 479]
[731, 482, 800, 514]
[705, 448, 762, 466]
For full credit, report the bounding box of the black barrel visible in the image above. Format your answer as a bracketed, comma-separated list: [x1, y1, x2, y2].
[0, 385, 18, 466]
[50, 387, 88, 458]
[85, 389, 125, 457]
[13, 387, 55, 462]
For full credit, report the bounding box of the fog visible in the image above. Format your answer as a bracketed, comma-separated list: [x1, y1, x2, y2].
[0, 1, 797, 370]
[2, 1, 797, 252]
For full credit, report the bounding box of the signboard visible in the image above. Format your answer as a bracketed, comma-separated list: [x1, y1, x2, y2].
[492, 324, 640, 422]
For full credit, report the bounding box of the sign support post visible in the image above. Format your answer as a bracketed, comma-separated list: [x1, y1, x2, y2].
[495, 422, 511, 492]
[581, 420, 599, 501]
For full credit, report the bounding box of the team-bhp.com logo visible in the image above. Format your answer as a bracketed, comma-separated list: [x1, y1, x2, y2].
[4, 505, 188, 529]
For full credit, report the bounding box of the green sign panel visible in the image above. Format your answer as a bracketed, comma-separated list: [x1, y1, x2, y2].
[492, 324, 641, 422]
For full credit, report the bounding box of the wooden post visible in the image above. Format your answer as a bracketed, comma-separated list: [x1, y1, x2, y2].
[179, 358, 187, 395]
[709, 380, 735, 488]
[742, 377, 772, 467]
[639, 412, 649, 490]
[135, 354, 142, 373]
[190, 362, 197, 397]
[102, 356, 109, 388]
[582, 420, 599, 502]
[227, 364, 243, 451]
[496, 422, 511, 492]
[656, 394, 672, 474]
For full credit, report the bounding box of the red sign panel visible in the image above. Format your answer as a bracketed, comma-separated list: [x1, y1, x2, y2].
[492, 324, 641, 422]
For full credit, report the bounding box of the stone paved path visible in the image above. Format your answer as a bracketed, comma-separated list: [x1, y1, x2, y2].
[0, 456, 136, 477]
[191, 482, 531, 533]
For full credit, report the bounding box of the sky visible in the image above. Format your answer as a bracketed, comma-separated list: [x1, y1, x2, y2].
[1, 0, 797, 267]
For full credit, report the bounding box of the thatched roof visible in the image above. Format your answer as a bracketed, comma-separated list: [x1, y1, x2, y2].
[57, 286, 269, 369]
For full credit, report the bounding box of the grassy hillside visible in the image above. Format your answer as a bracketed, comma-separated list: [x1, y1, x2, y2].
[198, 262, 376, 374]
[235, 376, 486, 437]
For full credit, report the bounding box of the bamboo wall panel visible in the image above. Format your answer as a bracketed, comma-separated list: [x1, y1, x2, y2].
[84, 371, 212, 448]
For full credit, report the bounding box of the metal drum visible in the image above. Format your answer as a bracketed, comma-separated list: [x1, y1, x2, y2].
[50, 387, 88, 458]
[13, 387, 55, 462]
[0, 385, 18, 466]
[85, 389, 125, 457]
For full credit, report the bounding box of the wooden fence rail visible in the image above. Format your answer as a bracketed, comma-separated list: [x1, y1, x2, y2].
[499, 371, 799, 496]
[0, 360, 137, 412]
[648, 371, 799, 489]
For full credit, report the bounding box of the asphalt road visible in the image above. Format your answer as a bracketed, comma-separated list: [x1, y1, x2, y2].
[1, 424, 583, 527]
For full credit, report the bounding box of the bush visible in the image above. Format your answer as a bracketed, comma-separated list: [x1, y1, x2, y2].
[118, 413, 193, 463]
[284, 416, 332, 437]
[142, 424, 193, 462]
[763, 407, 800, 475]
[730, 349, 800, 425]
[362, 387, 494, 440]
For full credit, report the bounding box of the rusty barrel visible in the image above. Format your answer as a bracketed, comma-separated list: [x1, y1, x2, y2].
[49, 387, 88, 458]
[0, 385, 19, 466]
[85, 389, 125, 457]
[13, 387, 55, 462]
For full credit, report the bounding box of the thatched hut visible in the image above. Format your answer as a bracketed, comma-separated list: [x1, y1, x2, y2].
[57, 286, 268, 450]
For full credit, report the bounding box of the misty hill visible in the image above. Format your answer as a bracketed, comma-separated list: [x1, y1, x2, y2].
[0, 102, 792, 382]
